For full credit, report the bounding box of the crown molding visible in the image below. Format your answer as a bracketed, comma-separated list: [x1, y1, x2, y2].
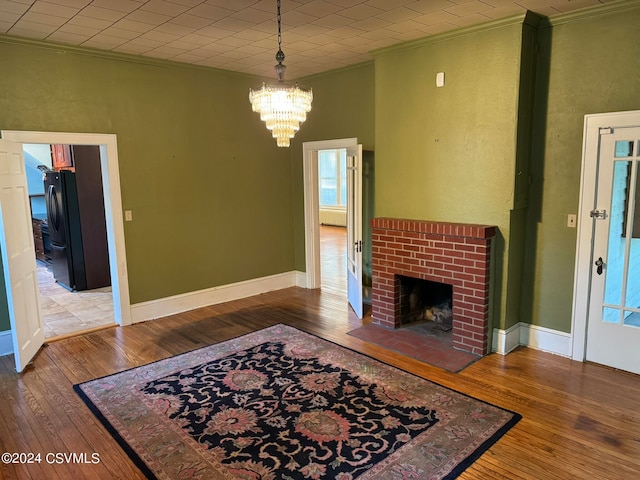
[371, 12, 541, 59]
[0, 33, 256, 80]
[545, 0, 640, 26]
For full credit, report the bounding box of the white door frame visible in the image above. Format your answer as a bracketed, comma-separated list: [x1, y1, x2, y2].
[302, 138, 357, 289]
[571, 110, 640, 362]
[1, 130, 131, 330]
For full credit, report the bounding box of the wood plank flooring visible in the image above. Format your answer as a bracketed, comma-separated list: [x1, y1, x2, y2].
[1, 236, 639, 478]
[320, 225, 347, 295]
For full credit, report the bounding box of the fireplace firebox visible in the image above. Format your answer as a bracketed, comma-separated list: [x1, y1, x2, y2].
[398, 275, 453, 330]
[371, 218, 496, 356]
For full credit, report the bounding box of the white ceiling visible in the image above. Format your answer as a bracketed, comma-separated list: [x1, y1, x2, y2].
[0, 0, 612, 79]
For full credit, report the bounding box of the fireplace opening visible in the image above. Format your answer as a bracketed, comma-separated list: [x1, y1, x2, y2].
[398, 275, 453, 332]
[372, 218, 496, 355]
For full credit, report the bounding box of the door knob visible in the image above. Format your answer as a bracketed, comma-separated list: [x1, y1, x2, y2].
[595, 257, 604, 275]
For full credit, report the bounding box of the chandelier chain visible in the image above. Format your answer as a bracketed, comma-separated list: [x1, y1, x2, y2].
[275, 0, 284, 65]
[277, 0, 282, 50]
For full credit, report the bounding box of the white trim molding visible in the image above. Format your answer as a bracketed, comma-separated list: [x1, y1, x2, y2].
[492, 323, 521, 355]
[303, 138, 358, 290]
[493, 322, 572, 357]
[295, 271, 309, 289]
[0, 330, 12, 356]
[130, 271, 304, 323]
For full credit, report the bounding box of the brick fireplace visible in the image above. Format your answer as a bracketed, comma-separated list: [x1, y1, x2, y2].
[371, 218, 497, 356]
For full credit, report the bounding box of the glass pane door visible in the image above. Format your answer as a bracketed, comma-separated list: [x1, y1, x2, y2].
[603, 140, 640, 327]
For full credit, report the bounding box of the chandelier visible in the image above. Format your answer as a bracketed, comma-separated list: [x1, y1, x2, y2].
[249, 0, 313, 148]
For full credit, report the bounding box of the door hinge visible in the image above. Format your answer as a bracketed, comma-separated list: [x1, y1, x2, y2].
[599, 127, 613, 135]
[590, 209, 607, 219]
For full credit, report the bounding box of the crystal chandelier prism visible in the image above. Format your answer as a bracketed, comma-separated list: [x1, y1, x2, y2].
[249, 0, 312, 148]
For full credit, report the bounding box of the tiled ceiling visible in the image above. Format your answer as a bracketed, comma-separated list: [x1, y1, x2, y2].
[0, 0, 612, 79]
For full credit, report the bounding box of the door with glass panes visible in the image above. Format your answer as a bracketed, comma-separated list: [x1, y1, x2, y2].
[586, 126, 640, 374]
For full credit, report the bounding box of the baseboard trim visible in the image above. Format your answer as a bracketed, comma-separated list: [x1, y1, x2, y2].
[492, 323, 521, 355]
[0, 330, 13, 357]
[296, 271, 309, 289]
[520, 323, 572, 357]
[492, 322, 572, 357]
[130, 271, 303, 323]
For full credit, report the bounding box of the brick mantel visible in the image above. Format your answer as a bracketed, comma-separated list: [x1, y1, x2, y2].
[371, 218, 497, 356]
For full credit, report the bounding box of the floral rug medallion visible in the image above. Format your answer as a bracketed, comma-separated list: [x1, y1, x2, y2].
[75, 324, 521, 479]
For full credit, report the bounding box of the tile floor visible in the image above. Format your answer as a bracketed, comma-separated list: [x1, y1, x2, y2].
[348, 323, 481, 372]
[37, 262, 115, 339]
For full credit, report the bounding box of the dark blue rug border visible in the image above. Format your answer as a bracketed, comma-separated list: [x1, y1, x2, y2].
[73, 382, 158, 480]
[444, 410, 521, 479]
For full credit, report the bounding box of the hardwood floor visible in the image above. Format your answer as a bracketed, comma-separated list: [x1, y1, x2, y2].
[320, 224, 347, 295]
[1, 270, 639, 478]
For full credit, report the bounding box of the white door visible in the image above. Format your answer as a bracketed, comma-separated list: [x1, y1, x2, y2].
[585, 126, 640, 374]
[0, 139, 44, 372]
[346, 144, 363, 318]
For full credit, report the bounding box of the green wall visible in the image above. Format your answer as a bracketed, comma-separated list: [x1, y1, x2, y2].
[0, 37, 295, 332]
[372, 15, 537, 331]
[522, 1, 640, 332]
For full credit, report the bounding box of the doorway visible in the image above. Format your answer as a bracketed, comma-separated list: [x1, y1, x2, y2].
[25, 143, 115, 339]
[317, 147, 347, 296]
[1, 130, 131, 370]
[572, 111, 640, 375]
[302, 138, 357, 291]
[303, 138, 373, 318]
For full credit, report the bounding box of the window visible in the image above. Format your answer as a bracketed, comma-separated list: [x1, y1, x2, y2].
[318, 148, 347, 207]
[617, 140, 640, 238]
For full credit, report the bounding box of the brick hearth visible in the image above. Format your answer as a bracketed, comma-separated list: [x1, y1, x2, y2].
[371, 218, 496, 356]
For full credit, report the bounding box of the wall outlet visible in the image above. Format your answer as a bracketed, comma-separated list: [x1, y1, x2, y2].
[125, 210, 133, 222]
[567, 214, 576, 228]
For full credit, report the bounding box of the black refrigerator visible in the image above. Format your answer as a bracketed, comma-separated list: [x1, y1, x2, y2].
[44, 159, 110, 291]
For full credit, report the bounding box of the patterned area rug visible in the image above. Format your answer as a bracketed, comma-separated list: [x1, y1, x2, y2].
[74, 324, 521, 479]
